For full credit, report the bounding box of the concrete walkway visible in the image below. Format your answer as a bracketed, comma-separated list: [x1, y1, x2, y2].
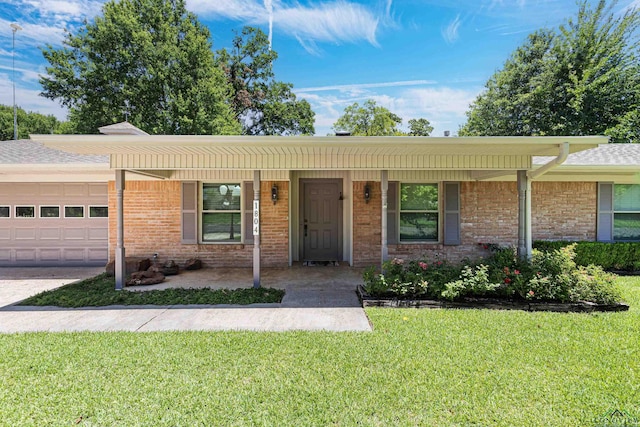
[0, 266, 372, 333]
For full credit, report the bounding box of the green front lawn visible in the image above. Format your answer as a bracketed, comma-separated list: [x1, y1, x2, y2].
[1, 278, 639, 426]
[17, 274, 284, 307]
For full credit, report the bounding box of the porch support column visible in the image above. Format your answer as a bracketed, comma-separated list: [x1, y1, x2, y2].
[253, 170, 261, 288]
[381, 170, 389, 267]
[517, 170, 531, 260]
[115, 169, 126, 290]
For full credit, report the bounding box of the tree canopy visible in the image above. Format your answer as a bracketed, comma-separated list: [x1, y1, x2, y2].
[40, 0, 240, 135]
[216, 27, 315, 135]
[0, 104, 64, 140]
[332, 99, 432, 136]
[459, 0, 640, 143]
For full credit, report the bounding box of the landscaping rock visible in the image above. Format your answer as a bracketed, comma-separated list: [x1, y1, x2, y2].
[184, 258, 202, 270]
[162, 260, 179, 275]
[105, 257, 151, 277]
[127, 270, 165, 286]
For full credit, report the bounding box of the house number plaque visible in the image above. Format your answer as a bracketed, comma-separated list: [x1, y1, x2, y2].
[253, 200, 260, 236]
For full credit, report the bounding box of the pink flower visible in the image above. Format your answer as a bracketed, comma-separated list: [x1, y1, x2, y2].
[504, 277, 512, 284]
[419, 262, 428, 270]
[514, 270, 520, 275]
[503, 267, 510, 274]
[528, 290, 535, 297]
[483, 245, 489, 250]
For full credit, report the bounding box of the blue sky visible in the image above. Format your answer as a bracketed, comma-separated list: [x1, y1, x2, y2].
[0, 0, 638, 136]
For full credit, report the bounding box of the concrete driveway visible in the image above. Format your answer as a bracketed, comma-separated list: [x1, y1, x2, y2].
[0, 266, 372, 333]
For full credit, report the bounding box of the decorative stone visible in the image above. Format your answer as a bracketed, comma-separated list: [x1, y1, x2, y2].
[105, 257, 151, 277]
[184, 258, 202, 270]
[161, 260, 179, 276]
[126, 270, 165, 286]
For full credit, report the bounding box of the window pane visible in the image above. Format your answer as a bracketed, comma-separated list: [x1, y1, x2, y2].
[614, 184, 640, 211]
[16, 206, 34, 218]
[203, 183, 241, 211]
[202, 213, 241, 242]
[40, 206, 60, 218]
[0, 207, 9, 218]
[65, 206, 84, 218]
[89, 206, 109, 218]
[614, 213, 640, 241]
[400, 213, 438, 241]
[401, 184, 438, 211]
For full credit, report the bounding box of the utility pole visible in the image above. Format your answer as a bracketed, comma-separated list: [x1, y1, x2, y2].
[10, 23, 23, 141]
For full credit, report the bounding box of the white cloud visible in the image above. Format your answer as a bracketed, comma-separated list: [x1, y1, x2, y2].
[193, 0, 382, 49]
[297, 80, 481, 136]
[19, 0, 103, 20]
[442, 14, 461, 44]
[297, 80, 437, 93]
[0, 72, 67, 119]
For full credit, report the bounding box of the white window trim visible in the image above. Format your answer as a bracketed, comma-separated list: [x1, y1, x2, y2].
[0, 206, 10, 219]
[39, 205, 61, 219]
[398, 182, 441, 244]
[64, 205, 85, 219]
[88, 205, 109, 218]
[15, 205, 35, 219]
[199, 182, 244, 244]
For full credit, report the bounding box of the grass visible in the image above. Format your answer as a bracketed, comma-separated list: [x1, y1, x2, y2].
[16, 274, 284, 307]
[1, 278, 639, 425]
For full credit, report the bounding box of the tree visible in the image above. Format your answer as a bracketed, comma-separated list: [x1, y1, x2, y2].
[40, 0, 240, 135]
[332, 99, 403, 136]
[0, 104, 64, 140]
[407, 118, 434, 136]
[460, 0, 640, 142]
[217, 27, 315, 135]
[246, 82, 315, 136]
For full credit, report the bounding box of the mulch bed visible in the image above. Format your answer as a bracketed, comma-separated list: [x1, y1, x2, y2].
[357, 286, 629, 313]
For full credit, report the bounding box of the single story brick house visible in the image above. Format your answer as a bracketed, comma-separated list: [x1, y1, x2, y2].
[27, 123, 639, 289]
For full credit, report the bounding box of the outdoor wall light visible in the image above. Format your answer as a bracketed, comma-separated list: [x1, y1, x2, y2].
[364, 183, 371, 203]
[271, 184, 278, 204]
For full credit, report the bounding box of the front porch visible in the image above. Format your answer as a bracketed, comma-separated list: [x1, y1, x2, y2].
[126, 264, 366, 308]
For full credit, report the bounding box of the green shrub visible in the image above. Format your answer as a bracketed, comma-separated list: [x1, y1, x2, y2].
[441, 264, 500, 301]
[569, 265, 621, 305]
[362, 246, 623, 305]
[533, 241, 640, 271]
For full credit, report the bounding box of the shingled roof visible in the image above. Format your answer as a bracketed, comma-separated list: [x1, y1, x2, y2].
[0, 139, 108, 164]
[534, 143, 640, 166]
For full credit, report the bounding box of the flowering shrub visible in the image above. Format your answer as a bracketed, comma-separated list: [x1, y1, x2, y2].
[362, 244, 622, 304]
[441, 264, 500, 301]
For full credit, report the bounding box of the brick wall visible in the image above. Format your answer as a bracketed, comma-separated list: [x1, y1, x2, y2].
[352, 181, 381, 266]
[108, 180, 289, 267]
[364, 181, 597, 265]
[532, 181, 596, 241]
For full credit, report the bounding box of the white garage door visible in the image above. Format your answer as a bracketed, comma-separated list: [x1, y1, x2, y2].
[0, 182, 108, 266]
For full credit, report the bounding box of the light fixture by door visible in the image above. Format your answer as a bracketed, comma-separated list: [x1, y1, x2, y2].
[364, 183, 371, 203]
[271, 184, 278, 204]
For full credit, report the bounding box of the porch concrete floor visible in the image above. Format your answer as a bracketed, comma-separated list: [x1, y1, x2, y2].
[0, 265, 372, 333]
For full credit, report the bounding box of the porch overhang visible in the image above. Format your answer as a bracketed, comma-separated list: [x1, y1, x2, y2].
[32, 135, 607, 173]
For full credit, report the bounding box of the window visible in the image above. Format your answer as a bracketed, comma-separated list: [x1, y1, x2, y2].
[0, 206, 9, 218]
[89, 206, 108, 218]
[64, 206, 84, 218]
[614, 184, 640, 241]
[399, 183, 439, 242]
[40, 206, 60, 218]
[15, 206, 35, 218]
[201, 183, 242, 242]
